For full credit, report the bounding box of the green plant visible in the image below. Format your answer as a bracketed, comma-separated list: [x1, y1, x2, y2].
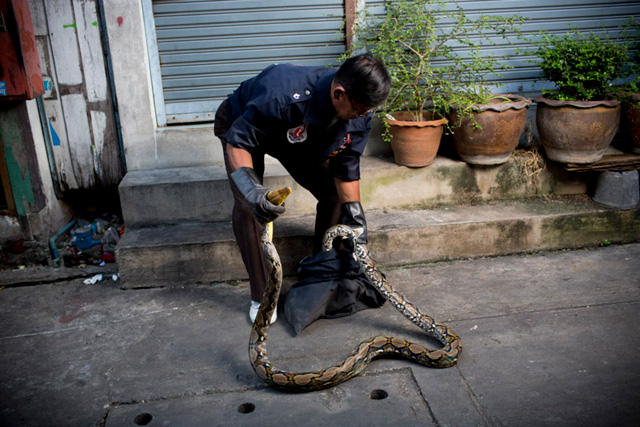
[530, 29, 631, 101]
[345, 0, 524, 139]
[612, 19, 640, 105]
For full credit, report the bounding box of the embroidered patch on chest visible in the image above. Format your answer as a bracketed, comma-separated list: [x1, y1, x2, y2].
[287, 123, 308, 143]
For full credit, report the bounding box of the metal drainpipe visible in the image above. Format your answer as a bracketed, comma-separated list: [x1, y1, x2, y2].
[49, 218, 77, 267]
[95, 0, 127, 174]
[35, 96, 63, 199]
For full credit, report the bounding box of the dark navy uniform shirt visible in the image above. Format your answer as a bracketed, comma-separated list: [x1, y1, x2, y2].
[224, 64, 372, 182]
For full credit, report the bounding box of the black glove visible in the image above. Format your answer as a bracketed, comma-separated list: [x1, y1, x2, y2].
[230, 167, 285, 224]
[339, 201, 368, 247]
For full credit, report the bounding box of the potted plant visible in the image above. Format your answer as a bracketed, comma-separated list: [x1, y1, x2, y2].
[347, 0, 525, 167]
[449, 92, 531, 165]
[613, 23, 640, 154]
[619, 89, 640, 154]
[530, 29, 629, 164]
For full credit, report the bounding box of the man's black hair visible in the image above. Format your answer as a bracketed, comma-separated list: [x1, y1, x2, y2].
[334, 53, 391, 107]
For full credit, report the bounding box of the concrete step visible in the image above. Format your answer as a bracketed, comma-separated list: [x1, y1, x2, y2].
[115, 195, 640, 288]
[118, 154, 589, 227]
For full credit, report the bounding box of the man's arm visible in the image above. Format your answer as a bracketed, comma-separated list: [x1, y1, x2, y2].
[335, 177, 360, 203]
[226, 143, 254, 172]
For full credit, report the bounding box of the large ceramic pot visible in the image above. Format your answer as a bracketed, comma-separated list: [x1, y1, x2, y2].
[386, 112, 448, 167]
[450, 94, 531, 165]
[535, 96, 621, 164]
[620, 92, 640, 155]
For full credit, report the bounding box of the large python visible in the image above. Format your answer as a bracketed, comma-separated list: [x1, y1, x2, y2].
[249, 187, 462, 392]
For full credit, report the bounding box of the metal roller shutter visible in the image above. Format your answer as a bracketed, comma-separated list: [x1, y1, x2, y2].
[146, 0, 346, 125]
[365, 0, 640, 94]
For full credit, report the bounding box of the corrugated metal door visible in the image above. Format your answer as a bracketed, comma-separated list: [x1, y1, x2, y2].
[146, 0, 346, 125]
[366, 0, 640, 93]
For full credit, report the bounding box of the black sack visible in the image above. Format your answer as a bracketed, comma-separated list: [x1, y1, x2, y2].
[284, 248, 386, 334]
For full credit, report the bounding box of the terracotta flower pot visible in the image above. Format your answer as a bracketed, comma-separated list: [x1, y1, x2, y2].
[450, 94, 531, 165]
[386, 112, 448, 167]
[535, 96, 621, 164]
[620, 92, 640, 155]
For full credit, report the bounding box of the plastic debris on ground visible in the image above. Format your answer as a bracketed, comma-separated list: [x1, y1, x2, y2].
[62, 213, 124, 268]
[83, 273, 119, 285]
[1, 212, 124, 272]
[84, 274, 103, 285]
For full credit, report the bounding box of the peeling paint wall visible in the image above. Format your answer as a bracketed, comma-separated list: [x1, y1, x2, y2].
[0, 99, 73, 241]
[0, 106, 41, 217]
[29, 0, 123, 191]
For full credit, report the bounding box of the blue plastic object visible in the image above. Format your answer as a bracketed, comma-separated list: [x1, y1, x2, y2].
[74, 226, 101, 250]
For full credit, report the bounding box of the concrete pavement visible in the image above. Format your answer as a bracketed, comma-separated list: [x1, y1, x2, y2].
[1, 243, 639, 426]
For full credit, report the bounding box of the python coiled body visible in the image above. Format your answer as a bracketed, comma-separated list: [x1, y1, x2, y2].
[249, 213, 462, 392]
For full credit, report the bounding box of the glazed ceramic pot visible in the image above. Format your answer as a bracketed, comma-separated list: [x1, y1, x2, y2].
[450, 94, 531, 165]
[535, 96, 621, 164]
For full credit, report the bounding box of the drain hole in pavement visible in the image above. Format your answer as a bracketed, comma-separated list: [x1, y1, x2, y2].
[238, 402, 256, 414]
[133, 412, 153, 425]
[369, 389, 389, 400]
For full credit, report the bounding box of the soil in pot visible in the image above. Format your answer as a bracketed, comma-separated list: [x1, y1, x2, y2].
[535, 96, 621, 164]
[386, 112, 447, 167]
[450, 94, 531, 165]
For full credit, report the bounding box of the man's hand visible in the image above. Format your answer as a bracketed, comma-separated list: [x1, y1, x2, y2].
[230, 167, 285, 224]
